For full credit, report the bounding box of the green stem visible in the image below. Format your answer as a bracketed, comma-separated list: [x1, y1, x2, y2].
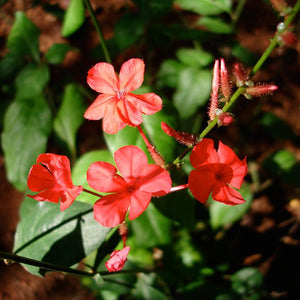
[231, 0, 247, 26]
[84, 0, 112, 64]
[0, 251, 96, 278]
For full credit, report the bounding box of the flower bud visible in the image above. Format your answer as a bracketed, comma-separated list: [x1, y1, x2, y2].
[270, 0, 289, 15]
[105, 246, 130, 272]
[216, 109, 234, 127]
[233, 62, 249, 87]
[245, 84, 278, 97]
[208, 59, 220, 120]
[278, 31, 297, 46]
[220, 58, 231, 100]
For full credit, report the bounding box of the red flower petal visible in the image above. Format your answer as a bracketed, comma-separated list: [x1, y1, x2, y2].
[27, 164, 55, 192]
[114, 146, 148, 181]
[128, 190, 152, 220]
[27, 188, 61, 204]
[188, 168, 216, 203]
[119, 59, 144, 92]
[102, 102, 127, 134]
[105, 246, 130, 272]
[87, 62, 118, 94]
[190, 139, 219, 169]
[212, 183, 245, 205]
[87, 161, 127, 193]
[84, 94, 115, 120]
[60, 186, 84, 211]
[118, 98, 143, 126]
[93, 192, 131, 228]
[126, 93, 162, 115]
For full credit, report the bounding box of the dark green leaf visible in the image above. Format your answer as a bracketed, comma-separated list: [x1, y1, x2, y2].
[209, 184, 253, 229]
[0, 51, 24, 84]
[174, 0, 232, 15]
[15, 63, 50, 100]
[62, 0, 85, 37]
[174, 67, 211, 119]
[53, 84, 85, 157]
[72, 150, 114, 204]
[196, 16, 234, 34]
[1, 96, 52, 191]
[13, 197, 110, 276]
[45, 43, 76, 64]
[7, 11, 40, 62]
[176, 47, 214, 67]
[131, 203, 172, 248]
[132, 0, 173, 19]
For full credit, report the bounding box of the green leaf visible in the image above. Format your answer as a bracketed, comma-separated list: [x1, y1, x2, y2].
[114, 13, 146, 49]
[72, 150, 114, 204]
[174, 0, 232, 15]
[263, 149, 296, 174]
[1, 96, 52, 191]
[176, 47, 214, 67]
[131, 203, 172, 248]
[15, 63, 50, 100]
[157, 59, 186, 89]
[0, 51, 24, 84]
[174, 67, 211, 119]
[196, 16, 234, 34]
[209, 183, 253, 229]
[13, 197, 110, 276]
[45, 43, 76, 64]
[53, 84, 85, 157]
[7, 11, 40, 62]
[132, 0, 173, 19]
[62, 0, 85, 37]
[104, 126, 147, 157]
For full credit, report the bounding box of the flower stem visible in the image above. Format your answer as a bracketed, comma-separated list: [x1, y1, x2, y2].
[231, 0, 247, 26]
[84, 0, 112, 64]
[83, 188, 102, 197]
[137, 124, 153, 149]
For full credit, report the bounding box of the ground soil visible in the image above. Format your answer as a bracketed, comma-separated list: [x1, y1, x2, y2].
[0, 0, 300, 299]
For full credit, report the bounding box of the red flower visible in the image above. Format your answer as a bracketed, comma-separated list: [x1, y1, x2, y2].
[27, 153, 83, 211]
[188, 139, 247, 205]
[87, 146, 172, 227]
[84, 58, 163, 134]
[105, 246, 130, 272]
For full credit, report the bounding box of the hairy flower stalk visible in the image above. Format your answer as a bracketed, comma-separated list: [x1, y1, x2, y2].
[233, 62, 249, 87]
[220, 59, 231, 101]
[270, 0, 290, 15]
[245, 84, 278, 97]
[208, 59, 220, 120]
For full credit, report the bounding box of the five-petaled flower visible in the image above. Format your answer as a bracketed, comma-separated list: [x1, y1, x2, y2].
[87, 145, 172, 228]
[188, 139, 247, 205]
[84, 58, 163, 134]
[27, 153, 83, 211]
[105, 246, 130, 272]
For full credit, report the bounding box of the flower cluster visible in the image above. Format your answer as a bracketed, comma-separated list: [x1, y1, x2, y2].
[26, 57, 270, 272]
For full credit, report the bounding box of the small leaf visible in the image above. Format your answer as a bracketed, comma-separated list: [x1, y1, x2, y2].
[0, 51, 24, 84]
[209, 184, 253, 229]
[45, 43, 76, 64]
[1, 96, 52, 191]
[62, 0, 85, 37]
[7, 11, 40, 62]
[72, 150, 114, 204]
[131, 203, 172, 248]
[174, 0, 232, 15]
[176, 47, 214, 67]
[174, 67, 211, 119]
[53, 84, 85, 157]
[196, 16, 234, 34]
[13, 198, 110, 276]
[132, 0, 173, 19]
[15, 63, 50, 100]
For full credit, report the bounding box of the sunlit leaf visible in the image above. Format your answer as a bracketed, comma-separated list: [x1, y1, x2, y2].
[176, 48, 214, 67]
[13, 197, 110, 276]
[209, 183, 253, 229]
[174, 0, 232, 15]
[7, 11, 40, 62]
[62, 0, 85, 37]
[1, 96, 52, 191]
[53, 84, 85, 157]
[196, 16, 234, 34]
[45, 43, 76, 64]
[174, 67, 211, 119]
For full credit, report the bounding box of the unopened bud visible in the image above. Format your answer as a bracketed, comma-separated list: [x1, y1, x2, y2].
[216, 110, 234, 127]
[233, 62, 249, 87]
[208, 59, 220, 120]
[148, 145, 166, 169]
[270, 0, 289, 15]
[245, 84, 278, 97]
[220, 58, 231, 101]
[161, 122, 197, 147]
[278, 31, 297, 46]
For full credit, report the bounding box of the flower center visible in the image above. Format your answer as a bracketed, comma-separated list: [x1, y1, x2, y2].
[127, 185, 135, 193]
[116, 89, 127, 100]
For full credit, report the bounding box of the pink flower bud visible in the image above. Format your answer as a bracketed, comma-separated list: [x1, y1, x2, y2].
[105, 246, 130, 272]
[220, 58, 231, 100]
[208, 60, 220, 120]
[245, 84, 278, 97]
[233, 62, 249, 87]
[161, 122, 197, 147]
[279, 31, 297, 46]
[216, 111, 234, 127]
[147, 145, 166, 169]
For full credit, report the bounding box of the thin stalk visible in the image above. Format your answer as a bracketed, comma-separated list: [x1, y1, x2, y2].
[232, 0, 247, 26]
[83, 188, 103, 197]
[84, 0, 112, 64]
[0, 251, 96, 278]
